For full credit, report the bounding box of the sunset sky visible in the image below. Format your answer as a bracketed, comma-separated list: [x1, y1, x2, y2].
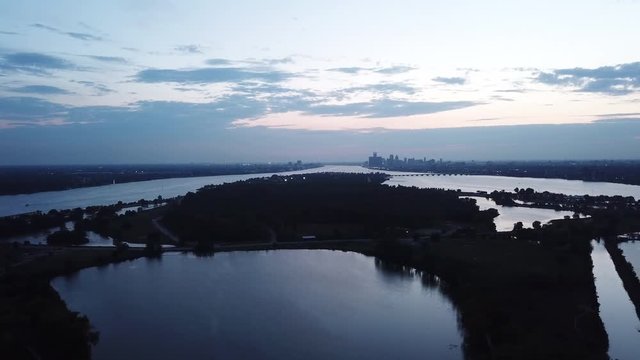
[1, 0, 639, 164]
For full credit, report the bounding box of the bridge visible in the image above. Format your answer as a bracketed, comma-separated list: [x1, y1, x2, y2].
[392, 173, 467, 177]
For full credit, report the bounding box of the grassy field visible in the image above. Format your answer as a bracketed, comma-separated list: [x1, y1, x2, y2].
[105, 206, 174, 245]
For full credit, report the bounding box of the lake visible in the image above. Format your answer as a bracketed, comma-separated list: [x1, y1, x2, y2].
[2, 165, 640, 218]
[52, 250, 463, 360]
[463, 196, 573, 232]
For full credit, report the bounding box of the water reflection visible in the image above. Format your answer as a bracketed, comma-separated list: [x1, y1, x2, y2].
[3, 165, 640, 217]
[372, 258, 446, 291]
[591, 240, 640, 360]
[619, 239, 640, 280]
[463, 196, 573, 231]
[53, 250, 463, 360]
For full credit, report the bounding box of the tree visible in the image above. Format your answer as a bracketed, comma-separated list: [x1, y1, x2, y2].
[532, 220, 541, 230]
[513, 222, 524, 231]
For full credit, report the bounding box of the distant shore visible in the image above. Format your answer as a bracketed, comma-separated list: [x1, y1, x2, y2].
[0, 163, 323, 196]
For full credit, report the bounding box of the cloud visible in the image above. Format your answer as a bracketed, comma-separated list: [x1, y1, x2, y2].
[0, 93, 270, 130]
[175, 45, 203, 54]
[597, 112, 640, 118]
[536, 62, 640, 95]
[328, 65, 414, 75]
[0, 96, 126, 129]
[30, 23, 58, 32]
[433, 76, 466, 85]
[231, 82, 307, 95]
[73, 80, 115, 95]
[331, 83, 418, 100]
[328, 67, 370, 74]
[305, 99, 478, 118]
[0, 52, 76, 75]
[206, 58, 233, 66]
[66, 32, 102, 41]
[0, 30, 18, 35]
[374, 66, 414, 74]
[82, 55, 128, 64]
[203, 57, 294, 67]
[0, 97, 68, 123]
[263, 57, 294, 65]
[134, 67, 291, 84]
[31, 23, 102, 41]
[9, 85, 71, 95]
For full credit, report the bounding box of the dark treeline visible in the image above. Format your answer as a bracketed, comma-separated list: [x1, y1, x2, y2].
[0, 276, 98, 360]
[488, 187, 640, 234]
[604, 239, 640, 321]
[0, 243, 146, 360]
[0, 198, 166, 247]
[0, 163, 320, 195]
[0, 209, 82, 239]
[162, 173, 497, 250]
[372, 159, 640, 186]
[372, 218, 610, 360]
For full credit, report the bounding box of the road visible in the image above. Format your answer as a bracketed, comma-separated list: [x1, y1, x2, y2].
[152, 217, 180, 244]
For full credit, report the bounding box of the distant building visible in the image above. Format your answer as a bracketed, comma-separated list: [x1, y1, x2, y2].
[368, 152, 384, 167]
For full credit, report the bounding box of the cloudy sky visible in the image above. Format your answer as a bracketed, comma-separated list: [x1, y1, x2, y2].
[1, 0, 639, 164]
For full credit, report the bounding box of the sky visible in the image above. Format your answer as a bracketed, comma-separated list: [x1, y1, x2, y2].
[0, 0, 639, 164]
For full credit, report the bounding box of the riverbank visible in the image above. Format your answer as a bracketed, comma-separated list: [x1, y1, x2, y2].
[0, 232, 612, 360]
[604, 238, 640, 321]
[0, 244, 148, 360]
[0, 163, 323, 196]
[174, 234, 610, 360]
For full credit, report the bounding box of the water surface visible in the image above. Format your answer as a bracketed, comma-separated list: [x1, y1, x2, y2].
[3, 165, 639, 217]
[618, 240, 640, 281]
[53, 250, 462, 360]
[385, 173, 640, 198]
[466, 196, 573, 231]
[591, 240, 640, 359]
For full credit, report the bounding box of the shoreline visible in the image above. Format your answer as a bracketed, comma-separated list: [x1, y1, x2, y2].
[5, 219, 633, 359]
[19, 234, 611, 360]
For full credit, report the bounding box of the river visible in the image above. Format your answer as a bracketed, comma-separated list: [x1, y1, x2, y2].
[619, 240, 640, 280]
[2, 165, 640, 218]
[591, 240, 640, 360]
[52, 250, 462, 360]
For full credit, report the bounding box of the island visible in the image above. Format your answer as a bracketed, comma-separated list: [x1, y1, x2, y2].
[3, 172, 640, 359]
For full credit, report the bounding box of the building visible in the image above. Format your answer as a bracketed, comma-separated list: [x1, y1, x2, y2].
[368, 152, 384, 167]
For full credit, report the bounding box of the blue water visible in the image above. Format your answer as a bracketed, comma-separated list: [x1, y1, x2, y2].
[53, 250, 463, 360]
[3, 165, 639, 217]
[591, 240, 640, 360]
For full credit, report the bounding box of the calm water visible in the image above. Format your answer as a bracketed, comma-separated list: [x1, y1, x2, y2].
[1, 221, 114, 246]
[464, 196, 573, 231]
[591, 240, 640, 360]
[0, 220, 161, 248]
[619, 240, 640, 281]
[52, 250, 462, 360]
[385, 173, 640, 198]
[3, 165, 639, 217]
